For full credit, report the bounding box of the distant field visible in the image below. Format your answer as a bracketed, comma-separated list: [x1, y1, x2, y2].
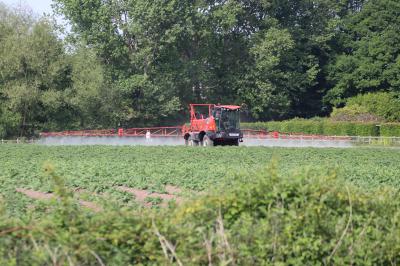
[1, 145, 400, 216]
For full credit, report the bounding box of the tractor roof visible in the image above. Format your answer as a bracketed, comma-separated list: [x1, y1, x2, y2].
[217, 105, 241, 110]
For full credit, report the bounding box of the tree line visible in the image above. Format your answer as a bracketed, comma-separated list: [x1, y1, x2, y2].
[0, 0, 399, 137]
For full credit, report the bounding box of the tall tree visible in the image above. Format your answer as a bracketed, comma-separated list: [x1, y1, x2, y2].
[0, 4, 111, 137]
[54, 0, 189, 125]
[326, 0, 400, 106]
[0, 5, 70, 136]
[4, 0, 399, 138]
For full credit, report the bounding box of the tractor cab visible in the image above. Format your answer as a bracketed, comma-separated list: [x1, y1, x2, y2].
[212, 105, 241, 133]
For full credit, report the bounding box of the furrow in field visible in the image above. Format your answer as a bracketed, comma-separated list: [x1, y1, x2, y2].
[16, 188, 102, 212]
[116, 186, 183, 206]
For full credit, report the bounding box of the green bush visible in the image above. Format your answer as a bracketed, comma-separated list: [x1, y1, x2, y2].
[330, 104, 382, 122]
[242, 92, 400, 137]
[280, 118, 324, 134]
[262, 121, 283, 132]
[322, 121, 349, 136]
[353, 122, 380, 136]
[0, 126, 5, 139]
[323, 121, 379, 136]
[0, 107, 21, 139]
[346, 92, 400, 122]
[242, 120, 380, 136]
[381, 123, 400, 137]
[243, 119, 325, 135]
[2, 165, 400, 264]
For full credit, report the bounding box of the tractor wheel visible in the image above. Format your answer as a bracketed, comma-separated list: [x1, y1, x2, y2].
[202, 135, 213, 147]
[189, 139, 198, 146]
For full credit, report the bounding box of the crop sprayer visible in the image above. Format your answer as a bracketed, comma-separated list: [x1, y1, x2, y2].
[39, 103, 352, 146]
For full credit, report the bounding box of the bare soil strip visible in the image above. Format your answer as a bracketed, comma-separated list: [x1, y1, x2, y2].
[79, 200, 102, 212]
[16, 188, 102, 212]
[116, 187, 149, 202]
[116, 186, 183, 205]
[150, 192, 177, 201]
[166, 185, 202, 196]
[165, 185, 182, 194]
[16, 188, 54, 200]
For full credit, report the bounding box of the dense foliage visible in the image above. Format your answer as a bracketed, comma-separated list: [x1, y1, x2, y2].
[326, 0, 400, 105]
[243, 119, 400, 137]
[331, 92, 400, 122]
[1, 147, 400, 264]
[0, 4, 115, 137]
[1, 145, 400, 218]
[1, 0, 400, 138]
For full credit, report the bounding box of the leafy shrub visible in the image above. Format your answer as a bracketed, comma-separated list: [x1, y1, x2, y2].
[345, 92, 400, 122]
[280, 118, 324, 134]
[352, 122, 380, 136]
[243, 120, 380, 136]
[242, 92, 400, 136]
[2, 164, 400, 264]
[323, 121, 379, 136]
[243, 119, 324, 135]
[381, 123, 400, 137]
[0, 108, 20, 138]
[0, 126, 5, 139]
[330, 104, 382, 122]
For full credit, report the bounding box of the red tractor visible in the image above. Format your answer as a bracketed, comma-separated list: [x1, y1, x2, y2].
[183, 104, 243, 146]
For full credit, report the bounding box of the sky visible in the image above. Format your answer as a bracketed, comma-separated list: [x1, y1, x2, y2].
[1, 0, 54, 16]
[1, 0, 71, 35]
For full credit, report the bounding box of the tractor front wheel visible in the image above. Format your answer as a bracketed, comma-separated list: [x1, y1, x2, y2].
[202, 135, 213, 147]
[189, 139, 198, 146]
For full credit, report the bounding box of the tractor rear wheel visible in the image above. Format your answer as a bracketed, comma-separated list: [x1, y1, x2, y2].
[202, 135, 213, 147]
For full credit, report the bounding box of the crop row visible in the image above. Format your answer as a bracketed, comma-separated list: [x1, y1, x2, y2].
[1, 145, 400, 217]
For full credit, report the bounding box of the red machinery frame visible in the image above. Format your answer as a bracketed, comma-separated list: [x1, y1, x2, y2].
[40, 127, 184, 138]
[40, 128, 352, 140]
[39, 103, 351, 141]
[185, 104, 216, 133]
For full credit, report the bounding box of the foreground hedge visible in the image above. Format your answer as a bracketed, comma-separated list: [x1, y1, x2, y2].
[243, 119, 400, 136]
[1, 165, 400, 265]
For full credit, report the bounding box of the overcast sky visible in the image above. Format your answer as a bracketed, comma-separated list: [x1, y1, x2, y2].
[1, 0, 54, 15]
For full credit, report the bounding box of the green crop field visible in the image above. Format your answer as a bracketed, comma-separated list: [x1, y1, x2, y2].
[1, 145, 400, 217]
[2, 144, 400, 265]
